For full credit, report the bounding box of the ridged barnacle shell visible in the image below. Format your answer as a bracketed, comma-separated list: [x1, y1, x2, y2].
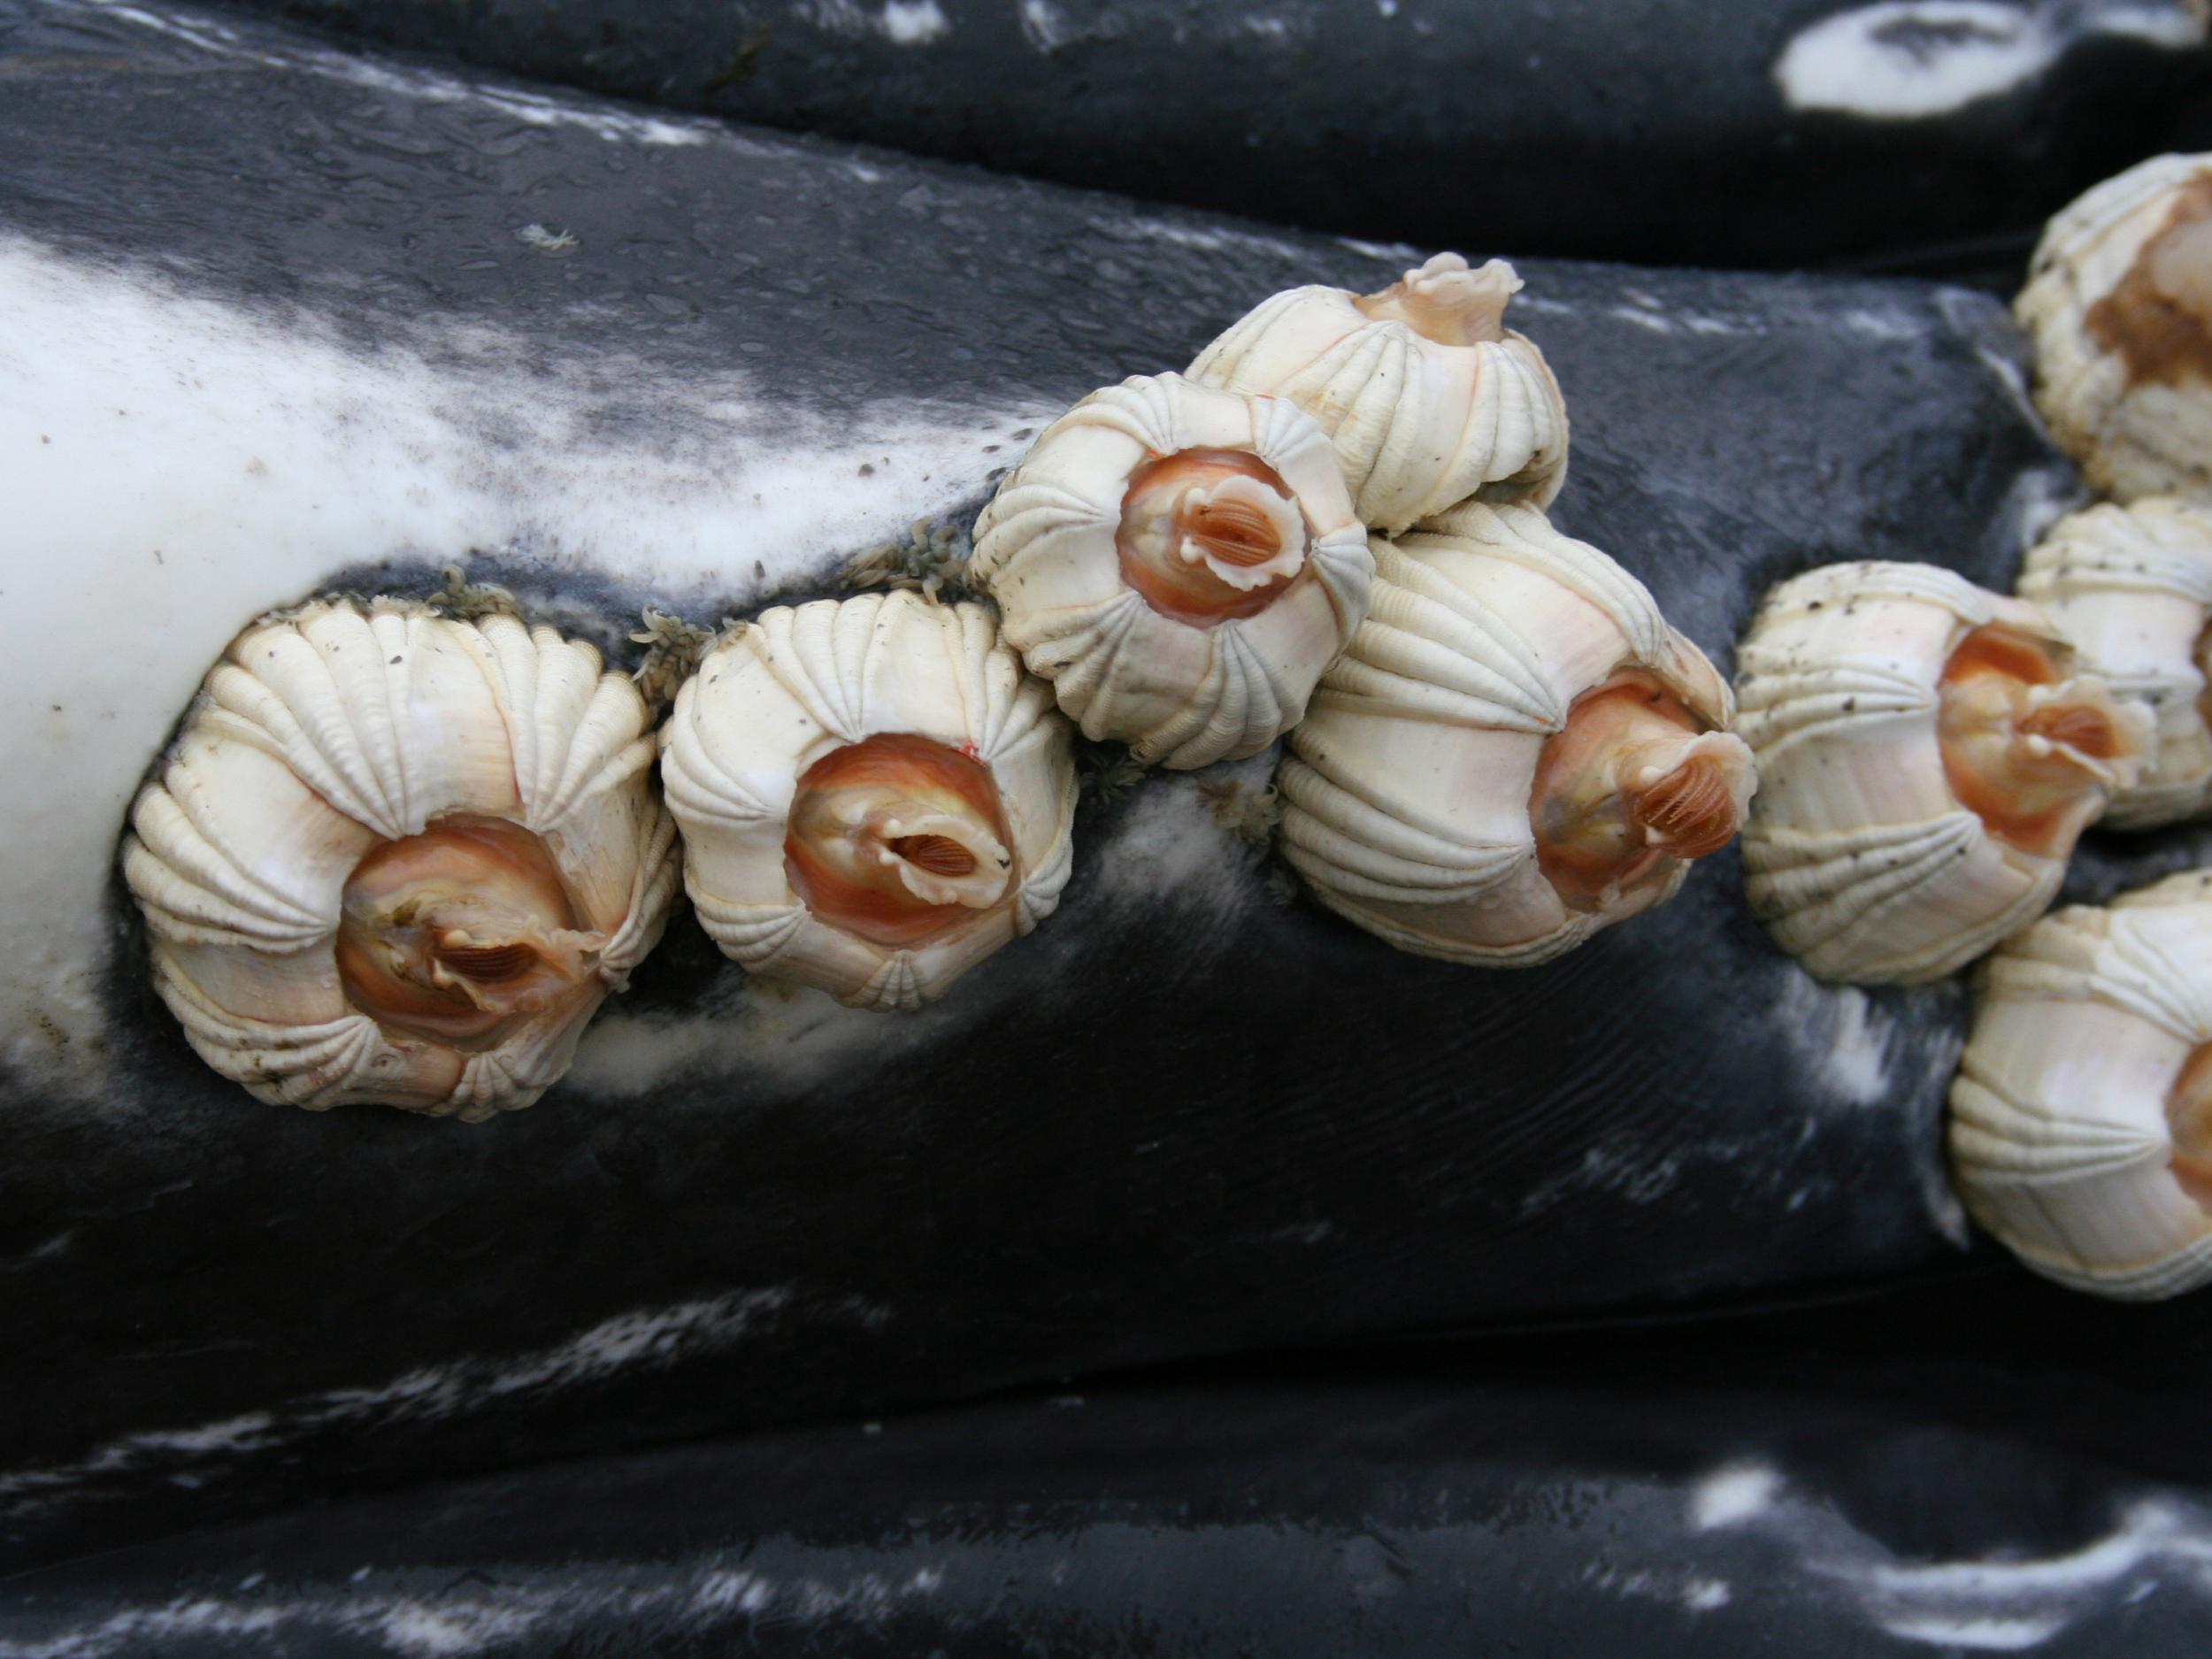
[2018, 497, 2212, 828]
[1950, 870, 2212, 1300]
[660, 590, 1077, 1011]
[121, 598, 680, 1118]
[1277, 502, 1755, 968]
[2016, 152, 2212, 502]
[1736, 562, 2150, 986]
[969, 372, 1372, 771]
[1187, 252, 1568, 534]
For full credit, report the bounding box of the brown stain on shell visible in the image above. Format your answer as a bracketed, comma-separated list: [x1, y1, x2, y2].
[2085, 176, 2212, 389]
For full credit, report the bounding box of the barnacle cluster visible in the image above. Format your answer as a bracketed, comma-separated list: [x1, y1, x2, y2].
[974, 253, 1754, 969]
[1706, 154, 2212, 1301]
[126, 247, 1765, 1118]
[1913, 158, 2212, 1300]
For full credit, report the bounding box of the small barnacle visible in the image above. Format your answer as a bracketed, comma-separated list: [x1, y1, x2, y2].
[1076, 741, 1148, 804]
[972, 373, 1373, 771]
[1735, 562, 2150, 985]
[1277, 503, 1752, 968]
[1951, 870, 2212, 1299]
[1189, 252, 1569, 534]
[1196, 778, 1281, 847]
[431, 562, 521, 623]
[660, 591, 1077, 1010]
[842, 516, 974, 600]
[2016, 153, 2212, 502]
[121, 599, 680, 1117]
[630, 605, 719, 709]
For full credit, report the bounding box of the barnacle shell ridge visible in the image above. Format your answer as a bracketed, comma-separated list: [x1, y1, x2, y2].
[1278, 502, 1753, 967]
[1951, 870, 2212, 1299]
[121, 598, 680, 1118]
[1736, 562, 2148, 985]
[970, 373, 1371, 771]
[2017, 497, 2212, 828]
[1188, 252, 1569, 534]
[2016, 152, 2212, 502]
[659, 591, 1077, 1010]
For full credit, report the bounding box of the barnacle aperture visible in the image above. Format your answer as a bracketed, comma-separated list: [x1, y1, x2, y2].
[2087, 175, 2212, 390]
[1938, 626, 2138, 856]
[1117, 449, 1309, 624]
[784, 733, 1016, 947]
[1532, 675, 1752, 906]
[335, 814, 606, 1050]
[1350, 252, 1518, 347]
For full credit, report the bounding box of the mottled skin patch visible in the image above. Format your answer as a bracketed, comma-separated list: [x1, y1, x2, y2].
[2088, 176, 2212, 388]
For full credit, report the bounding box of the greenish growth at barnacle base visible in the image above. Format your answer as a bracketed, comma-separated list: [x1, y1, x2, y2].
[430, 563, 523, 623]
[1077, 741, 1147, 804]
[843, 517, 973, 601]
[1198, 778, 1281, 848]
[631, 607, 722, 708]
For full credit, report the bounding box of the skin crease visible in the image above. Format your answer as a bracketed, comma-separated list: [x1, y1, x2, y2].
[1528, 674, 1743, 909]
[1936, 626, 2126, 857]
[334, 814, 601, 1050]
[1116, 448, 1307, 626]
[783, 732, 1016, 949]
[2086, 176, 2212, 389]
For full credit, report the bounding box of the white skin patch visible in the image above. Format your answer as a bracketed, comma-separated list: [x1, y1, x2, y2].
[1775, 0, 2207, 120]
[1690, 1463, 1784, 1530]
[795, 0, 953, 45]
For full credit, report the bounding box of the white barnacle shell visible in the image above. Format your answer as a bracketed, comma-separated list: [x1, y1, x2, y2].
[2016, 152, 2212, 502]
[2018, 497, 2212, 828]
[1950, 869, 2212, 1300]
[1277, 502, 1754, 968]
[1736, 562, 2150, 986]
[659, 590, 1077, 1011]
[121, 598, 680, 1119]
[969, 372, 1372, 771]
[1187, 252, 1568, 534]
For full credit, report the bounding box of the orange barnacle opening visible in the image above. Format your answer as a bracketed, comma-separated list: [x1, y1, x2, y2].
[1939, 625, 2136, 857]
[784, 732, 1016, 949]
[1530, 674, 1752, 908]
[2168, 1043, 2212, 1212]
[335, 813, 604, 1050]
[1117, 448, 1310, 626]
